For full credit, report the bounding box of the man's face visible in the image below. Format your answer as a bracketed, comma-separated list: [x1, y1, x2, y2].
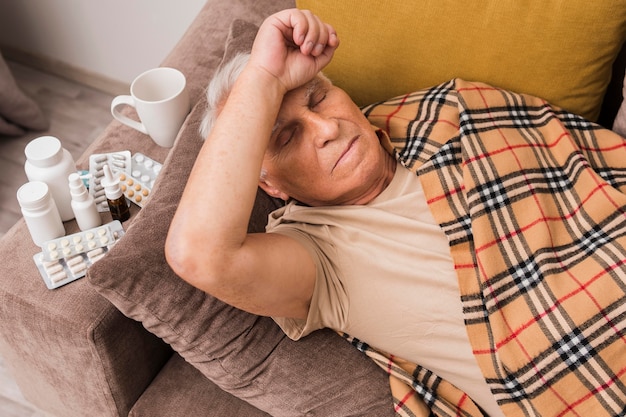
[260, 76, 391, 206]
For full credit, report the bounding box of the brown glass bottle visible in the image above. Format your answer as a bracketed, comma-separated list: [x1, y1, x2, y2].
[101, 164, 131, 222]
[106, 195, 130, 222]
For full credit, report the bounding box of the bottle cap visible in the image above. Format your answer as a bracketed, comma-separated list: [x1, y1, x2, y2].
[100, 164, 123, 200]
[68, 172, 89, 201]
[24, 136, 63, 168]
[17, 181, 51, 210]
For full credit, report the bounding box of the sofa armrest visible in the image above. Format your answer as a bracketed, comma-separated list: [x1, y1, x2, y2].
[0, 47, 177, 417]
[0, 218, 172, 417]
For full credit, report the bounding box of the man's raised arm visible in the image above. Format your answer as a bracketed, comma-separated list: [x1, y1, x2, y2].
[165, 9, 339, 319]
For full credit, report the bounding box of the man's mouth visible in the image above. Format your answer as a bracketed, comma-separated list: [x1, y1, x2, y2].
[332, 136, 359, 172]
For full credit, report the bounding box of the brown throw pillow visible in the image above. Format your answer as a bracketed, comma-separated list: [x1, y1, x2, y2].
[87, 19, 393, 417]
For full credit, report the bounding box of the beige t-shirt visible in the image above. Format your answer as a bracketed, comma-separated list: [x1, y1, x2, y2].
[267, 163, 503, 417]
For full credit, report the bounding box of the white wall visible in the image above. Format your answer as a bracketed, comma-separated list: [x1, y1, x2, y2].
[0, 0, 206, 85]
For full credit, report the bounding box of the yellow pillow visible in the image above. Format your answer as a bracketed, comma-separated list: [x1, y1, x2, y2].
[296, 0, 626, 121]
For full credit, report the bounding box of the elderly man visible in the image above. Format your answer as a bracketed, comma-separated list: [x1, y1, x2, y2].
[166, 8, 626, 417]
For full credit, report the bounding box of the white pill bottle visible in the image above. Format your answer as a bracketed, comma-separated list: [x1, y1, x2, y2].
[24, 136, 76, 221]
[68, 172, 101, 231]
[17, 181, 65, 247]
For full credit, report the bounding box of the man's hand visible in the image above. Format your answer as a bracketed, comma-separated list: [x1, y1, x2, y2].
[249, 9, 339, 93]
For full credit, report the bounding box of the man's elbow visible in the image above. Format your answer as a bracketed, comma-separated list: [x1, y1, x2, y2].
[165, 227, 205, 288]
[165, 226, 238, 297]
[165, 229, 186, 276]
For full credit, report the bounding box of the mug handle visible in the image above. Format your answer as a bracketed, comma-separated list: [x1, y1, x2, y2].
[111, 95, 149, 135]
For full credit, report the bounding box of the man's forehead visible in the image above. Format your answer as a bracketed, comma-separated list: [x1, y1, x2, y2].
[287, 77, 324, 103]
[271, 77, 326, 134]
[304, 78, 323, 100]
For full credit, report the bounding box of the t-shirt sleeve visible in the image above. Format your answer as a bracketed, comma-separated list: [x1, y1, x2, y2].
[268, 225, 348, 341]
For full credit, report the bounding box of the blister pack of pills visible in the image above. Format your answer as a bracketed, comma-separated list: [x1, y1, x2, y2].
[89, 151, 132, 212]
[33, 221, 125, 289]
[119, 153, 163, 208]
[41, 224, 116, 262]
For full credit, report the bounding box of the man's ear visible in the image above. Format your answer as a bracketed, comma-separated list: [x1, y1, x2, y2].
[259, 179, 289, 201]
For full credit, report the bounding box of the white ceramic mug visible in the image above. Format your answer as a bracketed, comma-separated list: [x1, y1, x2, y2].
[111, 67, 190, 148]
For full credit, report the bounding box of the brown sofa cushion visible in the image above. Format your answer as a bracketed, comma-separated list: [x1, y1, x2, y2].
[87, 17, 394, 417]
[129, 354, 271, 417]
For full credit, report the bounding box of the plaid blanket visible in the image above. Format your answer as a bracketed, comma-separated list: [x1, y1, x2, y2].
[357, 79, 626, 416]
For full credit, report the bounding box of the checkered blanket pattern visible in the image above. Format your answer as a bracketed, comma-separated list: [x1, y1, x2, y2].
[359, 79, 626, 416]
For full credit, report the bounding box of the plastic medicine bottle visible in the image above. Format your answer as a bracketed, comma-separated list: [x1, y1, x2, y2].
[24, 136, 77, 221]
[68, 172, 101, 231]
[17, 181, 65, 247]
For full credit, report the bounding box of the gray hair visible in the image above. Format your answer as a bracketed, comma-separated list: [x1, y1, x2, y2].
[199, 53, 251, 140]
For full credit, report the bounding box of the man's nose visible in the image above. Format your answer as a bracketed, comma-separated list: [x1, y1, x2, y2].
[310, 114, 339, 147]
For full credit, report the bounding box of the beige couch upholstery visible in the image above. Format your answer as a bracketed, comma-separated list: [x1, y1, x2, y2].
[0, 0, 624, 416]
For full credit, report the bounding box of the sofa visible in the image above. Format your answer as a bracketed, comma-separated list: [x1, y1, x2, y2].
[0, 0, 624, 416]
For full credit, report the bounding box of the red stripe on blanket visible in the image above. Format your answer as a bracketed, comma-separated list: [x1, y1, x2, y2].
[456, 85, 500, 94]
[462, 132, 571, 166]
[577, 141, 626, 153]
[558, 366, 626, 417]
[387, 355, 395, 374]
[587, 151, 626, 225]
[426, 185, 464, 205]
[456, 393, 469, 417]
[454, 262, 478, 271]
[384, 93, 411, 134]
[394, 391, 416, 413]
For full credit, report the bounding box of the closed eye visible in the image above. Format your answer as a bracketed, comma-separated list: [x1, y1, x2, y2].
[278, 126, 297, 147]
[310, 91, 327, 109]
